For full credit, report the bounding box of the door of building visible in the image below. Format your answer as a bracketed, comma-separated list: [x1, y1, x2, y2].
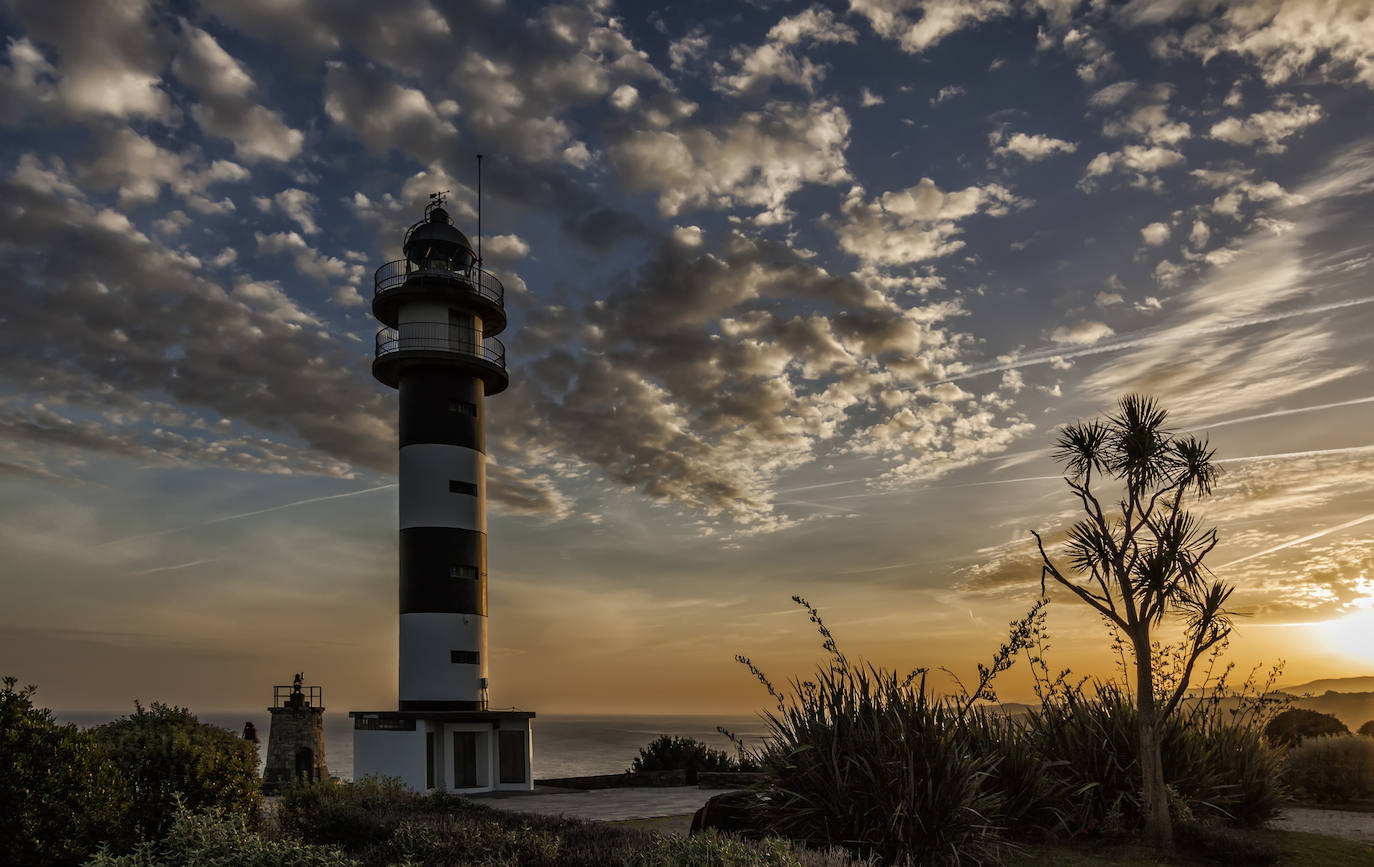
[498, 730, 525, 784]
[453, 731, 478, 788]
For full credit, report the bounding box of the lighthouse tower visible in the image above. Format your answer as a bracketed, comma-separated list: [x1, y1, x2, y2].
[350, 194, 534, 793]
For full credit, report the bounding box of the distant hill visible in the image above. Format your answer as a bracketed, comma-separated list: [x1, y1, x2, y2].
[1284, 691, 1374, 729]
[1281, 675, 1374, 695]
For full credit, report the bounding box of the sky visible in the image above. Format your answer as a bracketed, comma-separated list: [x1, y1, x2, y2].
[1, 0, 1373, 716]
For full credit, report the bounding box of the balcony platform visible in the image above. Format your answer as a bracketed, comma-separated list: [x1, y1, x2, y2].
[373, 325, 508, 394]
[373, 260, 507, 335]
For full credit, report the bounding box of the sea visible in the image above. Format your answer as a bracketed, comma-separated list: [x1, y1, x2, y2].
[55, 711, 774, 781]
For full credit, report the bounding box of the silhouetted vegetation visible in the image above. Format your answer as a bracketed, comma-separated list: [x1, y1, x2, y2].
[87, 802, 352, 867]
[1280, 734, 1374, 803]
[628, 734, 757, 782]
[1033, 395, 1233, 850]
[1360, 719, 1374, 738]
[1264, 707, 1349, 747]
[91, 702, 260, 842]
[0, 677, 132, 865]
[728, 591, 1286, 864]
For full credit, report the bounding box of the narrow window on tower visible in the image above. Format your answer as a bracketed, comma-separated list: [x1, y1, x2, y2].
[449, 565, 478, 579]
[447, 400, 476, 415]
[449, 480, 478, 495]
[451, 650, 480, 665]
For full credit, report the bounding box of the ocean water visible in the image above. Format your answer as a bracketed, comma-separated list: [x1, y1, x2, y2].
[56, 711, 773, 782]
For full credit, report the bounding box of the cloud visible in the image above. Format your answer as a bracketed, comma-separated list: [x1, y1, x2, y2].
[273, 188, 320, 235]
[75, 129, 247, 212]
[3, 0, 173, 121]
[173, 21, 304, 162]
[1123, 0, 1374, 90]
[991, 130, 1077, 162]
[1050, 320, 1115, 345]
[323, 62, 459, 162]
[716, 6, 858, 96]
[860, 87, 885, 107]
[834, 178, 1027, 268]
[930, 84, 965, 105]
[1140, 221, 1170, 246]
[1080, 144, 1185, 191]
[851, 0, 1014, 54]
[611, 99, 851, 220]
[1208, 102, 1324, 153]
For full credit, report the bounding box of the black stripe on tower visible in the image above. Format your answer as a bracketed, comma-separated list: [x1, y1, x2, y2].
[399, 527, 487, 615]
[399, 367, 484, 452]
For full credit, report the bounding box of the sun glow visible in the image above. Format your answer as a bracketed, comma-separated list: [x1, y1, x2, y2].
[1319, 580, 1374, 665]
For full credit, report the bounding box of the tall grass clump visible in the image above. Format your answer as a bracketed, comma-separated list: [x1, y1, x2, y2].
[731, 597, 1056, 865]
[1281, 735, 1374, 803]
[1022, 638, 1285, 834]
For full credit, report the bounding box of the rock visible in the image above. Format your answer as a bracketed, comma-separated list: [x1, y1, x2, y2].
[690, 790, 762, 837]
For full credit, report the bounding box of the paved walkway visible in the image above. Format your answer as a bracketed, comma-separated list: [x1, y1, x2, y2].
[474, 787, 733, 822]
[1270, 807, 1374, 843]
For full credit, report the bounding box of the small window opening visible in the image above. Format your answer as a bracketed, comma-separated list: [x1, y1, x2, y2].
[451, 650, 480, 665]
[449, 480, 478, 496]
[449, 565, 478, 579]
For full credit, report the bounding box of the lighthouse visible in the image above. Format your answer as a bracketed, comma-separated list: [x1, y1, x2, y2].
[350, 193, 534, 793]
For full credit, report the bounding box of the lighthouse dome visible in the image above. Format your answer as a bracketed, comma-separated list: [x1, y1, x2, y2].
[403, 206, 476, 267]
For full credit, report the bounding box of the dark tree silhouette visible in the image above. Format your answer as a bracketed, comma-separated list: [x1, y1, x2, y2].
[1034, 395, 1233, 851]
[1265, 708, 1349, 747]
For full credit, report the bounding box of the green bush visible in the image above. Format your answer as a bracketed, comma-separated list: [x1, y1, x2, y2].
[1026, 683, 1284, 833]
[1263, 708, 1348, 748]
[91, 703, 259, 841]
[278, 777, 431, 849]
[632, 830, 858, 866]
[749, 664, 1009, 865]
[0, 676, 132, 865]
[1175, 818, 1279, 865]
[1281, 734, 1374, 802]
[628, 735, 749, 782]
[86, 803, 354, 867]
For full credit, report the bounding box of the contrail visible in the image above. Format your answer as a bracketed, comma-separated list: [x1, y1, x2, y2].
[932, 295, 1374, 385]
[97, 484, 396, 547]
[1218, 511, 1374, 569]
[1195, 395, 1374, 431]
[1217, 444, 1374, 464]
[127, 559, 216, 576]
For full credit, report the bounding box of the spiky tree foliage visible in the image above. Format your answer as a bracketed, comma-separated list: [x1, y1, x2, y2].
[1033, 395, 1233, 850]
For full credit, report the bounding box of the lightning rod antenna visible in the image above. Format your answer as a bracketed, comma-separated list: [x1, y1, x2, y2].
[476, 153, 483, 268]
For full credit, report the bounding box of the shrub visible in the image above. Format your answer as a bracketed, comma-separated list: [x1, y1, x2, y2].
[278, 777, 431, 850]
[1263, 708, 1348, 748]
[87, 802, 354, 867]
[91, 703, 259, 841]
[1026, 682, 1284, 834]
[0, 676, 132, 865]
[1358, 719, 1374, 738]
[633, 830, 859, 866]
[746, 663, 1008, 865]
[1281, 734, 1374, 802]
[1175, 818, 1279, 865]
[628, 735, 743, 782]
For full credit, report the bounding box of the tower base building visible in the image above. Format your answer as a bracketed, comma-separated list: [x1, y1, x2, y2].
[350, 196, 534, 793]
[264, 675, 329, 793]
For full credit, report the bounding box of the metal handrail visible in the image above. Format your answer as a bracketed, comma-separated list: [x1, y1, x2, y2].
[375, 324, 506, 367]
[374, 259, 504, 306]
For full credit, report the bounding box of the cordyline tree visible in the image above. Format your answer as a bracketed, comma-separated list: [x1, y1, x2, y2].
[1033, 395, 1233, 850]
